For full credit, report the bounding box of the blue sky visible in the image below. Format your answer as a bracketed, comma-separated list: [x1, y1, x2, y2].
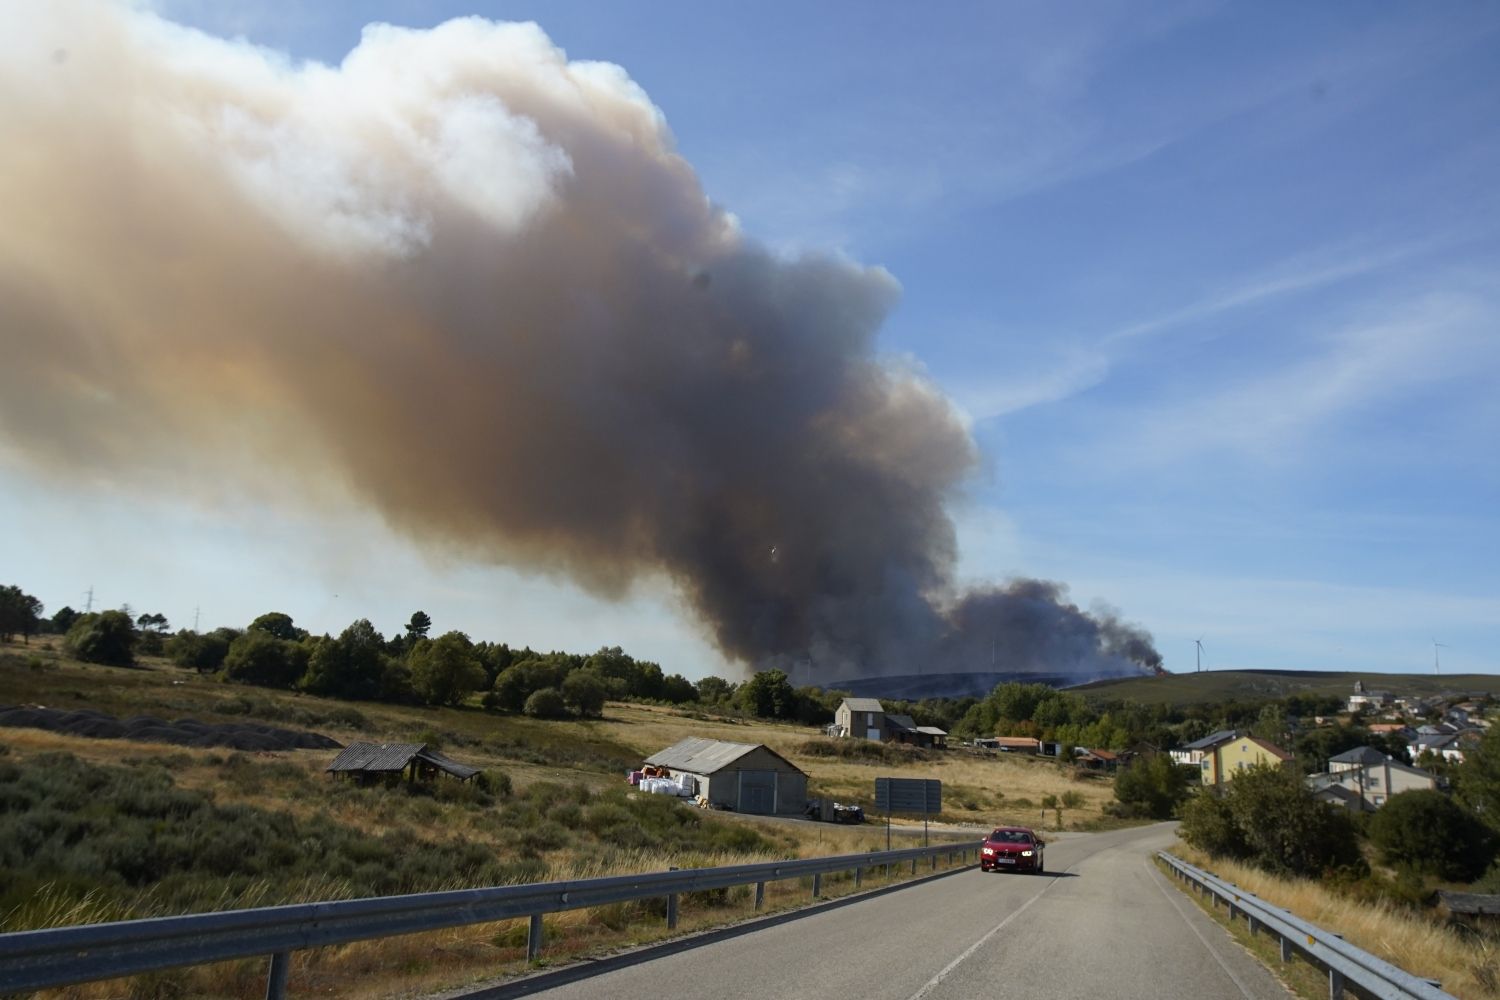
[3, 1, 1497, 678]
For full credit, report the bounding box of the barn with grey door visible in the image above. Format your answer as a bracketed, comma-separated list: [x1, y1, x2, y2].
[643, 738, 807, 816]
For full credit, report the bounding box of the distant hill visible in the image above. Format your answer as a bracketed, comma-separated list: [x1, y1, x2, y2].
[834, 670, 1143, 700]
[1072, 669, 1500, 706]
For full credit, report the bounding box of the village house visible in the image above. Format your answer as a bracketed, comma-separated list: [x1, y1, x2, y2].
[832, 697, 886, 740]
[1306, 746, 1437, 811]
[1169, 729, 1238, 776]
[831, 697, 947, 747]
[1200, 734, 1293, 787]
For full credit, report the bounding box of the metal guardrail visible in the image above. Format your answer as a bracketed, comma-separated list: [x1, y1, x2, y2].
[1158, 851, 1455, 1000]
[0, 841, 979, 998]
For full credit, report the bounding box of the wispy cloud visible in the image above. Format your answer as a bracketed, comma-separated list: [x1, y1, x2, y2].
[1101, 239, 1445, 347]
[1123, 289, 1495, 465]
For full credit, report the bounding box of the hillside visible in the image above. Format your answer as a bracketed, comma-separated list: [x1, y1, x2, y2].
[1073, 668, 1500, 706]
[6, 636, 1118, 996]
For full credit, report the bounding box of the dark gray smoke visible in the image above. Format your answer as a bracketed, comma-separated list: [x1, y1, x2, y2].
[0, 4, 1160, 683]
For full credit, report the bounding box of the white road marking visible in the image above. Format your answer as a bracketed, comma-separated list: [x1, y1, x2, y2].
[1147, 859, 1263, 1000]
[904, 874, 1057, 1000]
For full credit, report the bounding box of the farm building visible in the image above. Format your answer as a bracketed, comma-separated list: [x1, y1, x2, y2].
[327, 742, 481, 786]
[885, 713, 948, 749]
[643, 738, 808, 815]
[833, 697, 886, 740]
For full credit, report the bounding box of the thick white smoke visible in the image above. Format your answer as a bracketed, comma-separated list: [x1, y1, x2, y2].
[0, 2, 1158, 683]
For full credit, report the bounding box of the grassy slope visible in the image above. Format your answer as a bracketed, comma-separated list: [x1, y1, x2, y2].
[1, 638, 1116, 833]
[1074, 668, 1500, 706]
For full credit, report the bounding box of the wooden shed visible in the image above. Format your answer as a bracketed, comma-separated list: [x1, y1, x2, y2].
[326, 742, 481, 786]
[644, 738, 807, 816]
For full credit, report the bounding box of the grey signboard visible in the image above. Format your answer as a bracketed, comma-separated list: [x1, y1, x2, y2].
[874, 777, 941, 815]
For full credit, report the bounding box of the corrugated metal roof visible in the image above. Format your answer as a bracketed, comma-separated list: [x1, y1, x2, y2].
[420, 747, 481, 780]
[644, 737, 802, 776]
[326, 742, 481, 780]
[840, 697, 885, 713]
[328, 742, 425, 772]
[915, 726, 948, 736]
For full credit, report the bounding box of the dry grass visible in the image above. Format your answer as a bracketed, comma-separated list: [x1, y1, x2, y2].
[589, 701, 1118, 831]
[1, 641, 1071, 998]
[1171, 842, 1499, 1000]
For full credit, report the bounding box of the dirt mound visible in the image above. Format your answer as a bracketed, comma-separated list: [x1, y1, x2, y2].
[0, 705, 342, 752]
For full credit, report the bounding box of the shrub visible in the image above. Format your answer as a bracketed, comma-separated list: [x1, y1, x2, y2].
[1180, 764, 1365, 878]
[62, 611, 137, 666]
[523, 687, 569, 719]
[0, 751, 520, 929]
[1113, 755, 1191, 819]
[1367, 789, 1493, 881]
[221, 630, 307, 689]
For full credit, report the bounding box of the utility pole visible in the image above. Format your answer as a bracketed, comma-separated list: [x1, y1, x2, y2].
[1433, 640, 1447, 676]
[193, 606, 201, 632]
[84, 586, 94, 613]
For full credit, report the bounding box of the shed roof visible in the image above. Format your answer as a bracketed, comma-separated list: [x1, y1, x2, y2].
[645, 737, 803, 776]
[915, 726, 948, 736]
[326, 742, 480, 780]
[886, 714, 917, 732]
[840, 697, 885, 713]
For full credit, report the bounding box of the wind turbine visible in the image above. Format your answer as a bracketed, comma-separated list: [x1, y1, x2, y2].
[1195, 638, 1205, 674]
[1433, 639, 1448, 676]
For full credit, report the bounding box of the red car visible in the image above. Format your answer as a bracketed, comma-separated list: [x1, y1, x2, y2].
[980, 826, 1045, 873]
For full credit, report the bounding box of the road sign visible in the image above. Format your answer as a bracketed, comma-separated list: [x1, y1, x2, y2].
[874, 777, 941, 815]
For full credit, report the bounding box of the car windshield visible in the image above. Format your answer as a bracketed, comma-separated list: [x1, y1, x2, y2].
[990, 830, 1031, 844]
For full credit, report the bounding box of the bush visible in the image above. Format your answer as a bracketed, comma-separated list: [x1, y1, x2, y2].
[1367, 789, 1493, 881]
[523, 687, 569, 719]
[1179, 764, 1364, 878]
[1113, 755, 1191, 820]
[62, 611, 137, 666]
[0, 752, 519, 928]
[221, 630, 307, 689]
[166, 630, 232, 673]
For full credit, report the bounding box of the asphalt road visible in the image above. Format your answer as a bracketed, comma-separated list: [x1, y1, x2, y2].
[455, 822, 1294, 1000]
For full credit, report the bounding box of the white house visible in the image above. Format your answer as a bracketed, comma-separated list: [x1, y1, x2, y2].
[1308, 746, 1437, 811]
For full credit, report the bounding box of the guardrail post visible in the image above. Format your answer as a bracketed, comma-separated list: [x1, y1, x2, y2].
[910, 858, 917, 875]
[755, 881, 765, 910]
[264, 951, 290, 1000]
[666, 865, 679, 929]
[1329, 967, 1345, 1000]
[527, 914, 544, 961]
[812, 873, 822, 899]
[855, 866, 863, 888]
[930, 853, 937, 871]
[1279, 934, 1291, 963]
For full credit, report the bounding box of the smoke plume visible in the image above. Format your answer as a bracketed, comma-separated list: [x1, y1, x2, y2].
[0, 3, 1159, 683]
